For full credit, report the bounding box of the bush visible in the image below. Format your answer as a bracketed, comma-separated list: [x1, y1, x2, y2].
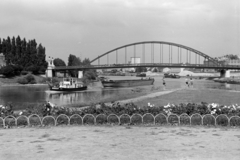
[26, 74, 36, 84]
[17, 77, 28, 84]
[17, 74, 36, 84]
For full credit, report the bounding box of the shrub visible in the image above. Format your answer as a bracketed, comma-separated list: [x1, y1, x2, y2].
[0, 65, 15, 77]
[17, 74, 36, 84]
[25, 74, 36, 84]
[17, 77, 28, 84]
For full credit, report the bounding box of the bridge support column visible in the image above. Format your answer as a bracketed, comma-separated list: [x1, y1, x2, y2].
[78, 71, 83, 79]
[46, 69, 53, 78]
[220, 69, 230, 78]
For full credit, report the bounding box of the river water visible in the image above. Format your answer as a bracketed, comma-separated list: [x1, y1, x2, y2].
[1, 76, 240, 110]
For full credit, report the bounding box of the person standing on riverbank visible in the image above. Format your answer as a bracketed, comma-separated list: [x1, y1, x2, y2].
[190, 78, 193, 88]
[185, 78, 189, 88]
[162, 78, 166, 90]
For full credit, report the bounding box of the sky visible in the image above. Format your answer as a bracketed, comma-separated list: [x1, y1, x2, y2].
[0, 0, 239, 64]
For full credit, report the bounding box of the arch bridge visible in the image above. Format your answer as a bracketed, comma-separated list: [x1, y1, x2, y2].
[50, 41, 239, 77]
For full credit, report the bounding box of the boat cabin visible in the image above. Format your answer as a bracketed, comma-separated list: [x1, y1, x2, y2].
[59, 78, 84, 88]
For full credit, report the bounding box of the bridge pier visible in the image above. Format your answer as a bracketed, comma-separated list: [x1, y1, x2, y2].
[46, 58, 55, 78]
[220, 69, 230, 78]
[78, 70, 83, 79]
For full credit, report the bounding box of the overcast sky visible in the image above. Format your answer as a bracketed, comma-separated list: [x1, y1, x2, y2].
[0, 0, 239, 64]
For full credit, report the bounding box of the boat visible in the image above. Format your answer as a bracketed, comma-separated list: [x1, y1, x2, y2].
[136, 72, 146, 77]
[164, 73, 180, 79]
[101, 77, 154, 88]
[47, 78, 87, 91]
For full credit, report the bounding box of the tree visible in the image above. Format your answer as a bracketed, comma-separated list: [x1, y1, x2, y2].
[11, 36, 16, 64]
[4, 36, 12, 65]
[0, 36, 47, 75]
[68, 54, 81, 66]
[224, 54, 239, 60]
[53, 58, 66, 66]
[37, 43, 48, 71]
[68, 54, 81, 77]
[82, 58, 91, 66]
[21, 38, 27, 67]
[135, 67, 147, 73]
[15, 36, 22, 65]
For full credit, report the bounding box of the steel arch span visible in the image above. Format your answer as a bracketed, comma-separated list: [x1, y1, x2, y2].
[90, 41, 219, 65]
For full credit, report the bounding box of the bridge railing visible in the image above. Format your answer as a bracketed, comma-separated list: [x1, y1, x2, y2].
[51, 63, 240, 70]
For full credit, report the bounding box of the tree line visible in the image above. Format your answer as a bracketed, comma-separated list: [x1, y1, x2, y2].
[0, 36, 47, 76]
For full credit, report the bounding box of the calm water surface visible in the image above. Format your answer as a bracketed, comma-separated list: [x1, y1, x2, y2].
[0, 76, 239, 110]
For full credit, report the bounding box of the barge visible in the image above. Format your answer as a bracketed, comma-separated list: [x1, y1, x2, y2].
[101, 78, 154, 88]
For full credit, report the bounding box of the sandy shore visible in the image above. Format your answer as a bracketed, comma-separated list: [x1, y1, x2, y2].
[117, 89, 181, 105]
[0, 126, 240, 160]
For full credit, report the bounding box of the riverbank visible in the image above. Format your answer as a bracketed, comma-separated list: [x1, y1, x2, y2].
[214, 77, 240, 84]
[0, 125, 239, 160]
[0, 74, 47, 86]
[132, 88, 240, 108]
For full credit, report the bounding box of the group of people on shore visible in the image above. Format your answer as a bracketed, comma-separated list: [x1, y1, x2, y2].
[185, 77, 194, 88]
[162, 76, 194, 89]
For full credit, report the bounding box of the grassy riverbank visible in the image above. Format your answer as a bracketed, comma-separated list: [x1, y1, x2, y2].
[131, 88, 240, 107]
[0, 74, 47, 86]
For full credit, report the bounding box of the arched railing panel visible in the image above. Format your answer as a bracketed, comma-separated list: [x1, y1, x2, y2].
[69, 114, 83, 125]
[16, 115, 29, 127]
[28, 114, 42, 126]
[119, 114, 131, 125]
[42, 116, 56, 126]
[83, 114, 95, 125]
[107, 114, 120, 125]
[168, 114, 179, 125]
[203, 114, 216, 126]
[143, 113, 155, 125]
[4, 115, 17, 127]
[216, 114, 229, 126]
[179, 113, 190, 125]
[190, 113, 202, 125]
[130, 114, 143, 125]
[56, 114, 70, 126]
[229, 116, 240, 127]
[96, 114, 107, 125]
[154, 113, 168, 125]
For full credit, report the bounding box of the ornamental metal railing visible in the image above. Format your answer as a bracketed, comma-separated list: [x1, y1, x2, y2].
[0, 113, 239, 128]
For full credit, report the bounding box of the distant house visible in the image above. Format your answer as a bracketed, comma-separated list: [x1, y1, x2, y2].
[0, 53, 6, 68]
